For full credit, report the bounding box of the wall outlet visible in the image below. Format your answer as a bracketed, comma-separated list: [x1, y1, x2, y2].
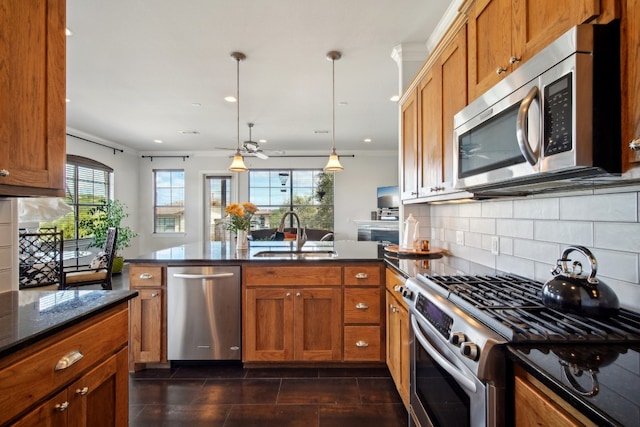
[456, 230, 464, 246]
[491, 236, 500, 255]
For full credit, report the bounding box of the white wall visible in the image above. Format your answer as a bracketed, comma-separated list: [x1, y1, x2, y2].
[135, 150, 398, 254]
[404, 184, 640, 312]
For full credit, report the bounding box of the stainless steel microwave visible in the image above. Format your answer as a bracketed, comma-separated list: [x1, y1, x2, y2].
[453, 24, 621, 196]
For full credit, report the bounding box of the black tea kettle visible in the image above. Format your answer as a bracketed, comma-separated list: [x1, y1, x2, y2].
[541, 246, 620, 317]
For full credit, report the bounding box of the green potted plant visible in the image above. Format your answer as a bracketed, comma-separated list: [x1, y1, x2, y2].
[79, 199, 138, 274]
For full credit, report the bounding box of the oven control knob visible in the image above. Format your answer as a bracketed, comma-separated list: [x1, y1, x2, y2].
[402, 289, 414, 299]
[450, 332, 466, 346]
[394, 285, 404, 294]
[460, 342, 479, 361]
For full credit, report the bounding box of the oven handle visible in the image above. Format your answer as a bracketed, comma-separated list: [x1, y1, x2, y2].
[411, 316, 477, 393]
[516, 85, 540, 166]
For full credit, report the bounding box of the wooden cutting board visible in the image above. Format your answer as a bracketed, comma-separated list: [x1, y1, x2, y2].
[383, 245, 444, 256]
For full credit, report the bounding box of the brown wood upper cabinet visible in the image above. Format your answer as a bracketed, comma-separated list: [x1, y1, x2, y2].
[622, 0, 640, 170]
[402, 16, 471, 202]
[465, 0, 615, 102]
[0, 0, 66, 196]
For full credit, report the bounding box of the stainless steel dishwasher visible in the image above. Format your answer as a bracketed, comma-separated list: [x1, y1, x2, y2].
[167, 265, 241, 360]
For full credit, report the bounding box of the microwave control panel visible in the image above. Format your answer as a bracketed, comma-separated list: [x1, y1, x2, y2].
[543, 73, 573, 156]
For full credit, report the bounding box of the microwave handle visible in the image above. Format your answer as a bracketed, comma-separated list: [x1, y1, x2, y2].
[516, 85, 540, 166]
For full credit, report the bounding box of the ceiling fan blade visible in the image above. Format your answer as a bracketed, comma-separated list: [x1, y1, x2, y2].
[254, 151, 269, 160]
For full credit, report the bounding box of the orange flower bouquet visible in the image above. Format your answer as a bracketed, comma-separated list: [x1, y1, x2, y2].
[225, 202, 258, 234]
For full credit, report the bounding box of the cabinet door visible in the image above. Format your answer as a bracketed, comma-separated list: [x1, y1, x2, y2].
[12, 389, 68, 427]
[294, 288, 342, 361]
[67, 348, 128, 427]
[440, 26, 468, 190]
[514, 376, 583, 427]
[386, 291, 410, 409]
[624, 0, 640, 168]
[244, 288, 294, 361]
[467, 0, 512, 99]
[419, 67, 442, 194]
[0, 0, 66, 196]
[129, 288, 163, 364]
[401, 90, 419, 200]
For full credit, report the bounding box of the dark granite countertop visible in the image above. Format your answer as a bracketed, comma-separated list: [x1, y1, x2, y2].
[508, 344, 640, 426]
[128, 240, 386, 263]
[0, 289, 138, 359]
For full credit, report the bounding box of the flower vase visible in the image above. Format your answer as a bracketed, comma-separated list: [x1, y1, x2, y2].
[236, 230, 249, 250]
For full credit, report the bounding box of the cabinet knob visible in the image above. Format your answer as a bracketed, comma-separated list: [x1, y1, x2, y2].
[509, 56, 521, 64]
[355, 341, 369, 348]
[139, 273, 153, 279]
[54, 402, 69, 412]
[76, 386, 89, 396]
[355, 272, 368, 279]
[286, 292, 291, 298]
[151, 293, 158, 298]
[55, 350, 83, 371]
[630, 138, 640, 151]
[496, 66, 507, 75]
[0, 169, 9, 177]
[355, 302, 369, 310]
[296, 292, 301, 297]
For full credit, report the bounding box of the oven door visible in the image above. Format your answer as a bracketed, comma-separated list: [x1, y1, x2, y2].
[409, 314, 489, 427]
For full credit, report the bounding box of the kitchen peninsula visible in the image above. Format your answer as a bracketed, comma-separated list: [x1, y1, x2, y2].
[0, 289, 137, 426]
[128, 240, 388, 371]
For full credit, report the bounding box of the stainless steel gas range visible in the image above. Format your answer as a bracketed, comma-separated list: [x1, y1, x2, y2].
[401, 273, 640, 427]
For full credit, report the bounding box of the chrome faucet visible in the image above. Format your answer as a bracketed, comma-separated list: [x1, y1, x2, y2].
[278, 211, 307, 251]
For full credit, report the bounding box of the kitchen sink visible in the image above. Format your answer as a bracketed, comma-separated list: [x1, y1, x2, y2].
[253, 250, 338, 259]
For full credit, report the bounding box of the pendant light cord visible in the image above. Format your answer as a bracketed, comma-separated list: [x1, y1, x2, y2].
[236, 56, 241, 153]
[331, 56, 336, 154]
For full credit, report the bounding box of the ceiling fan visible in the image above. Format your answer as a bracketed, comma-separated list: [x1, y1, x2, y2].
[217, 123, 270, 159]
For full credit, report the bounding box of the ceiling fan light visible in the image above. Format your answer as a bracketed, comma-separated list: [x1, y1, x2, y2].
[229, 152, 248, 172]
[324, 151, 343, 172]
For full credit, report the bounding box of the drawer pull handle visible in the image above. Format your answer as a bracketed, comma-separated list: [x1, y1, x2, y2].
[139, 273, 154, 280]
[55, 402, 69, 412]
[76, 386, 89, 396]
[355, 303, 369, 310]
[356, 341, 369, 348]
[55, 350, 83, 371]
[355, 273, 368, 279]
[0, 169, 9, 177]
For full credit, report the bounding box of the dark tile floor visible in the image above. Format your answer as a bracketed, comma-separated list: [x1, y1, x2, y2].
[129, 365, 409, 427]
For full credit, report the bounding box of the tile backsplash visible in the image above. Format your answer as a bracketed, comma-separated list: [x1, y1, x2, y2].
[404, 185, 640, 312]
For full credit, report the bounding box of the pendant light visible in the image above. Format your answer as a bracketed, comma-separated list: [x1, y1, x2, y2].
[228, 52, 248, 172]
[324, 50, 344, 172]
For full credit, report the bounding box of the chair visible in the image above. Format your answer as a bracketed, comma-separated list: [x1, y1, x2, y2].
[18, 228, 64, 289]
[62, 227, 118, 290]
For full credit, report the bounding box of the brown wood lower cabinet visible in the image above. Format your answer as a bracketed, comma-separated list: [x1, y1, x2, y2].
[386, 268, 410, 409]
[0, 303, 129, 426]
[244, 286, 342, 361]
[514, 365, 596, 427]
[129, 264, 166, 371]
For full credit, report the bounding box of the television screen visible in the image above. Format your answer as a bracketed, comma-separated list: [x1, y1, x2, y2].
[377, 186, 399, 209]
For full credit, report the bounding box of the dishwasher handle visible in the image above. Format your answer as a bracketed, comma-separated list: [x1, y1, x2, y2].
[172, 272, 235, 280]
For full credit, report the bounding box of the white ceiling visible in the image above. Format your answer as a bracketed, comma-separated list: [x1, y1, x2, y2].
[66, 0, 455, 157]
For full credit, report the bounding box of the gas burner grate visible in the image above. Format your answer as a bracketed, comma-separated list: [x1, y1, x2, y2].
[417, 274, 640, 344]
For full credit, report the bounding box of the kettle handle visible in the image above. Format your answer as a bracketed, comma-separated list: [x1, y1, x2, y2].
[552, 245, 599, 284]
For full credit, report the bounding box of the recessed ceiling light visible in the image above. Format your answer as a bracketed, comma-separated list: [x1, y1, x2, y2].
[363, 138, 372, 143]
[154, 139, 163, 144]
[390, 95, 400, 102]
[338, 101, 348, 106]
[65, 28, 73, 36]
[224, 96, 237, 103]
[259, 139, 267, 143]
[179, 130, 200, 135]
[191, 103, 201, 107]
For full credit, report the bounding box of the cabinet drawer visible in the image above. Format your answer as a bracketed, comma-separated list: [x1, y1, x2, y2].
[130, 265, 164, 288]
[344, 265, 381, 286]
[0, 307, 128, 424]
[385, 268, 408, 310]
[344, 326, 381, 361]
[244, 265, 341, 286]
[344, 288, 380, 324]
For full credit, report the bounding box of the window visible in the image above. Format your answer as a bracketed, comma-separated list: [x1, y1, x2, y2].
[44, 155, 111, 247]
[248, 169, 334, 233]
[154, 169, 185, 233]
